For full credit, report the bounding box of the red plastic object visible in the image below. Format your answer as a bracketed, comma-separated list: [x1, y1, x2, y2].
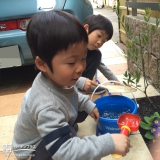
[111, 113, 141, 159]
[118, 113, 141, 136]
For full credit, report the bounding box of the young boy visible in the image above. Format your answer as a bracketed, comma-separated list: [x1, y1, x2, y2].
[12, 10, 130, 160]
[76, 14, 119, 94]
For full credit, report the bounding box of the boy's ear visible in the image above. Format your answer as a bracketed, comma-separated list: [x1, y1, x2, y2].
[84, 24, 89, 33]
[35, 56, 47, 72]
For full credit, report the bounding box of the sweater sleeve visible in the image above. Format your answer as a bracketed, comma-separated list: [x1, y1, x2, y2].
[77, 91, 96, 114]
[75, 77, 87, 90]
[37, 106, 115, 160]
[98, 61, 118, 81]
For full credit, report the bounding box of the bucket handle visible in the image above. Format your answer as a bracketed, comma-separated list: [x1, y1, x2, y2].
[90, 80, 139, 108]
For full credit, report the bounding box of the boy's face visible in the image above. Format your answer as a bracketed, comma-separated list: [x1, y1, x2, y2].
[43, 42, 87, 88]
[87, 30, 109, 50]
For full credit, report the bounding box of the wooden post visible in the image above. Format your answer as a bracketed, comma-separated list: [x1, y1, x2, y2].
[126, 0, 129, 15]
[132, 0, 137, 16]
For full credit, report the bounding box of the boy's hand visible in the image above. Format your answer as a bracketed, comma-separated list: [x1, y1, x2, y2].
[90, 107, 99, 122]
[111, 134, 130, 156]
[114, 79, 121, 85]
[83, 79, 98, 92]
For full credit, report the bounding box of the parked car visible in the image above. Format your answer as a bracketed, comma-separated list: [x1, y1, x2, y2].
[0, 0, 93, 69]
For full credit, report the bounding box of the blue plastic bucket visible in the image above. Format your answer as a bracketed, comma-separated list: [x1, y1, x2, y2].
[94, 95, 137, 134]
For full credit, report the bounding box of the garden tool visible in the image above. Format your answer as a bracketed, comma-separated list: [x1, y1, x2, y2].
[111, 113, 141, 159]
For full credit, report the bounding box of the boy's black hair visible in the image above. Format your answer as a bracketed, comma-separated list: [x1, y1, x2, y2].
[84, 14, 113, 40]
[26, 10, 88, 72]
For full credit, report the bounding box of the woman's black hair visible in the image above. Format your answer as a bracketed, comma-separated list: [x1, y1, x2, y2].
[26, 10, 88, 72]
[84, 14, 113, 40]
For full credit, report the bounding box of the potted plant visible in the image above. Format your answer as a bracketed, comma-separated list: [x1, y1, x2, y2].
[140, 112, 160, 139]
[140, 112, 160, 159]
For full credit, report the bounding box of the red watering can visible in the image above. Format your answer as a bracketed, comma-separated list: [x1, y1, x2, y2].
[111, 113, 141, 159]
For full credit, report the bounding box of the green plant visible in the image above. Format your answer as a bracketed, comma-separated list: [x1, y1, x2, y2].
[116, 2, 160, 109]
[140, 112, 160, 139]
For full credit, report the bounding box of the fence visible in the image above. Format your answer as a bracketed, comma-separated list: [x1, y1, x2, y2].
[119, 0, 160, 44]
[126, 0, 159, 16]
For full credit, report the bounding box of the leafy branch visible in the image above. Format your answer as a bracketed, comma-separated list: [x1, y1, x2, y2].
[116, 2, 160, 109]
